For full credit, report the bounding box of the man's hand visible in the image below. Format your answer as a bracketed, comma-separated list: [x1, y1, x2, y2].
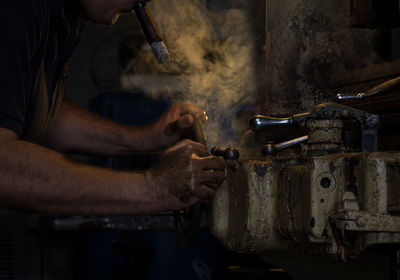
[144, 140, 225, 211]
[147, 102, 207, 151]
[43, 100, 208, 157]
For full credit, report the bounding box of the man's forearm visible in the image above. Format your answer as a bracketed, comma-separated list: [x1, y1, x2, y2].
[43, 100, 160, 156]
[0, 128, 164, 215]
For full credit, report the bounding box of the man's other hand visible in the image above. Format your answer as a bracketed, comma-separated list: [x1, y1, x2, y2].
[148, 102, 207, 151]
[144, 140, 225, 211]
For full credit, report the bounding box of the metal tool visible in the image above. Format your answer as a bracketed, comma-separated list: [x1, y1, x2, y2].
[250, 102, 380, 153]
[250, 116, 295, 130]
[134, 1, 170, 64]
[335, 76, 400, 101]
[191, 116, 207, 147]
[249, 112, 311, 131]
[262, 136, 308, 156]
[211, 146, 240, 160]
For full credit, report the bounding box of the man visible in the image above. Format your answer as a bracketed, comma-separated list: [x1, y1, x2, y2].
[0, 0, 225, 215]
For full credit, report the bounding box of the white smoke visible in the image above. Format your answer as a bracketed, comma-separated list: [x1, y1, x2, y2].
[122, 0, 259, 148]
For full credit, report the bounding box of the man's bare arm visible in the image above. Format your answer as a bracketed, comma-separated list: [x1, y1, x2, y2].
[0, 127, 162, 215]
[0, 128, 224, 215]
[43, 100, 204, 156]
[43, 100, 153, 156]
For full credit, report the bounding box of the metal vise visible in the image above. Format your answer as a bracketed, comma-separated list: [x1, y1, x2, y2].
[210, 102, 400, 262]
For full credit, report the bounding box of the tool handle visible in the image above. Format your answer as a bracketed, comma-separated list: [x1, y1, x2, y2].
[211, 147, 240, 160]
[250, 115, 294, 131]
[335, 92, 364, 101]
[263, 135, 309, 155]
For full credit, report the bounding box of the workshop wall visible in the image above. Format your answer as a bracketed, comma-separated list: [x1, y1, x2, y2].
[266, 0, 386, 115]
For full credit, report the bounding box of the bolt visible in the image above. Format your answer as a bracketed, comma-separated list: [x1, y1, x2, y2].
[356, 216, 367, 226]
[262, 142, 276, 156]
[320, 177, 331, 188]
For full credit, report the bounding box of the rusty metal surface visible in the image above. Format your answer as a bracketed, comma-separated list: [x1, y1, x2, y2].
[210, 152, 400, 260]
[306, 119, 343, 155]
[266, 0, 385, 116]
[277, 163, 310, 241]
[210, 159, 289, 253]
[387, 163, 400, 212]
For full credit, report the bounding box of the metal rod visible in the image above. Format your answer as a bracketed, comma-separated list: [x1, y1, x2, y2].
[335, 76, 400, 101]
[250, 115, 294, 131]
[263, 135, 308, 155]
[275, 135, 309, 151]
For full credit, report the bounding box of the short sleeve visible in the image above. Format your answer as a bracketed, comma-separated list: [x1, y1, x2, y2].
[0, 0, 44, 136]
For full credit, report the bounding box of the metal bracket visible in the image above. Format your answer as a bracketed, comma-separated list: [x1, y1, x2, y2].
[334, 211, 400, 233]
[332, 191, 400, 233]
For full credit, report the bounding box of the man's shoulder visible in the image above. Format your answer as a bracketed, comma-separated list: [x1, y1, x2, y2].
[1, 0, 70, 21]
[0, 0, 48, 26]
[0, 0, 45, 12]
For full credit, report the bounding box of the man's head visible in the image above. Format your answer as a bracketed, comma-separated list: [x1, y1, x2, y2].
[80, 0, 141, 25]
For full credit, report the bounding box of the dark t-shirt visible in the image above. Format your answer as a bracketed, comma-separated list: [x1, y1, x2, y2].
[0, 0, 83, 143]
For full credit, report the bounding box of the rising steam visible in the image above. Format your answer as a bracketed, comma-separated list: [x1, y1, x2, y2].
[122, 0, 259, 148]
